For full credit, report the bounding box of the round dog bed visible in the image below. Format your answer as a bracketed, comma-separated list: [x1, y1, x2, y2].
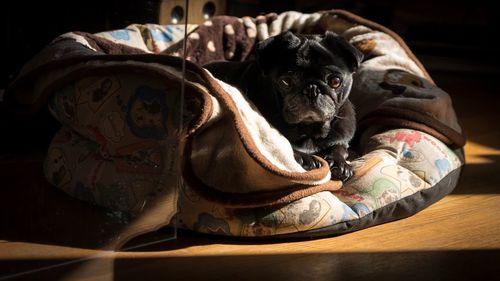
[6, 10, 465, 239]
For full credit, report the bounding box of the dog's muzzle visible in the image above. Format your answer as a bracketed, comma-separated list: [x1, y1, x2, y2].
[303, 84, 321, 100]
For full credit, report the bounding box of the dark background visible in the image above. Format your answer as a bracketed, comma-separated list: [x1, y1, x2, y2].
[1, 0, 498, 90]
[0, 0, 498, 150]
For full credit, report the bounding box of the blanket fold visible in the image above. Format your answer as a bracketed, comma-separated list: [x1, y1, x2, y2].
[5, 33, 338, 208]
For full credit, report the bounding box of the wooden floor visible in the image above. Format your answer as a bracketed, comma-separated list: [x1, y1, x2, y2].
[1, 71, 499, 281]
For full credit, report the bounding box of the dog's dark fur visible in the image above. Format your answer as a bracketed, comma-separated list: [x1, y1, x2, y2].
[204, 31, 363, 181]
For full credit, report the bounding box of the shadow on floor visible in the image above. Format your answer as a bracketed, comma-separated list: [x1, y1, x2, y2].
[1, 249, 499, 281]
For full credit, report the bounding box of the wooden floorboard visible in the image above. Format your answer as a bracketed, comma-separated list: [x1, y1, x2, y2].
[1, 71, 499, 280]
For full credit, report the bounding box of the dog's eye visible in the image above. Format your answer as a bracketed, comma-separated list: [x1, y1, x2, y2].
[279, 76, 293, 89]
[327, 75, 342, 89]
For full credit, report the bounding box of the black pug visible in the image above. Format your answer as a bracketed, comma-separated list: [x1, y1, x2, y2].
[204, 31, 363, 181]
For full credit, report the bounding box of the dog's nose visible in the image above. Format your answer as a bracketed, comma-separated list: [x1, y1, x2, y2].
[303, 84, 321, 99]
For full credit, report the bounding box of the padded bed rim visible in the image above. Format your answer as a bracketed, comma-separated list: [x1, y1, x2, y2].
[328, 9, 433, 84]
[277, 151, 464, 239]
[180, 148, 464, 240]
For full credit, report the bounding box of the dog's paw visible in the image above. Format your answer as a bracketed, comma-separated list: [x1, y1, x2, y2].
[324, 154, 353, 181]
[294, 150, 322, 171]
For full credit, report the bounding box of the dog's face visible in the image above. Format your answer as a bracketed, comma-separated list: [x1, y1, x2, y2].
[256, 31, 363, 140]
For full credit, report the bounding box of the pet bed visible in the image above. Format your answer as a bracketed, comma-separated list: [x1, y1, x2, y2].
[6, 10, 465, 239]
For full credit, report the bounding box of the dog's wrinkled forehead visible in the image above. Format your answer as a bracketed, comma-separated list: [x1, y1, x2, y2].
[295, 35, 335, 67]
[256, 31, 363, 74]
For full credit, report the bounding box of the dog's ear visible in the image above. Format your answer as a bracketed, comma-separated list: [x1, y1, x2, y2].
[322, 31, 364, 72]
[255, 31, 301, 75]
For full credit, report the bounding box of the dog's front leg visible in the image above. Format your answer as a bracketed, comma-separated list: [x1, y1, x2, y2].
[321, 144, 353, 181]
[293, 150, 322, 171]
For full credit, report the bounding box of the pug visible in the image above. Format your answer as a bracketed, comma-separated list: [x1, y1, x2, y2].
[204, 31, 363, 181]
